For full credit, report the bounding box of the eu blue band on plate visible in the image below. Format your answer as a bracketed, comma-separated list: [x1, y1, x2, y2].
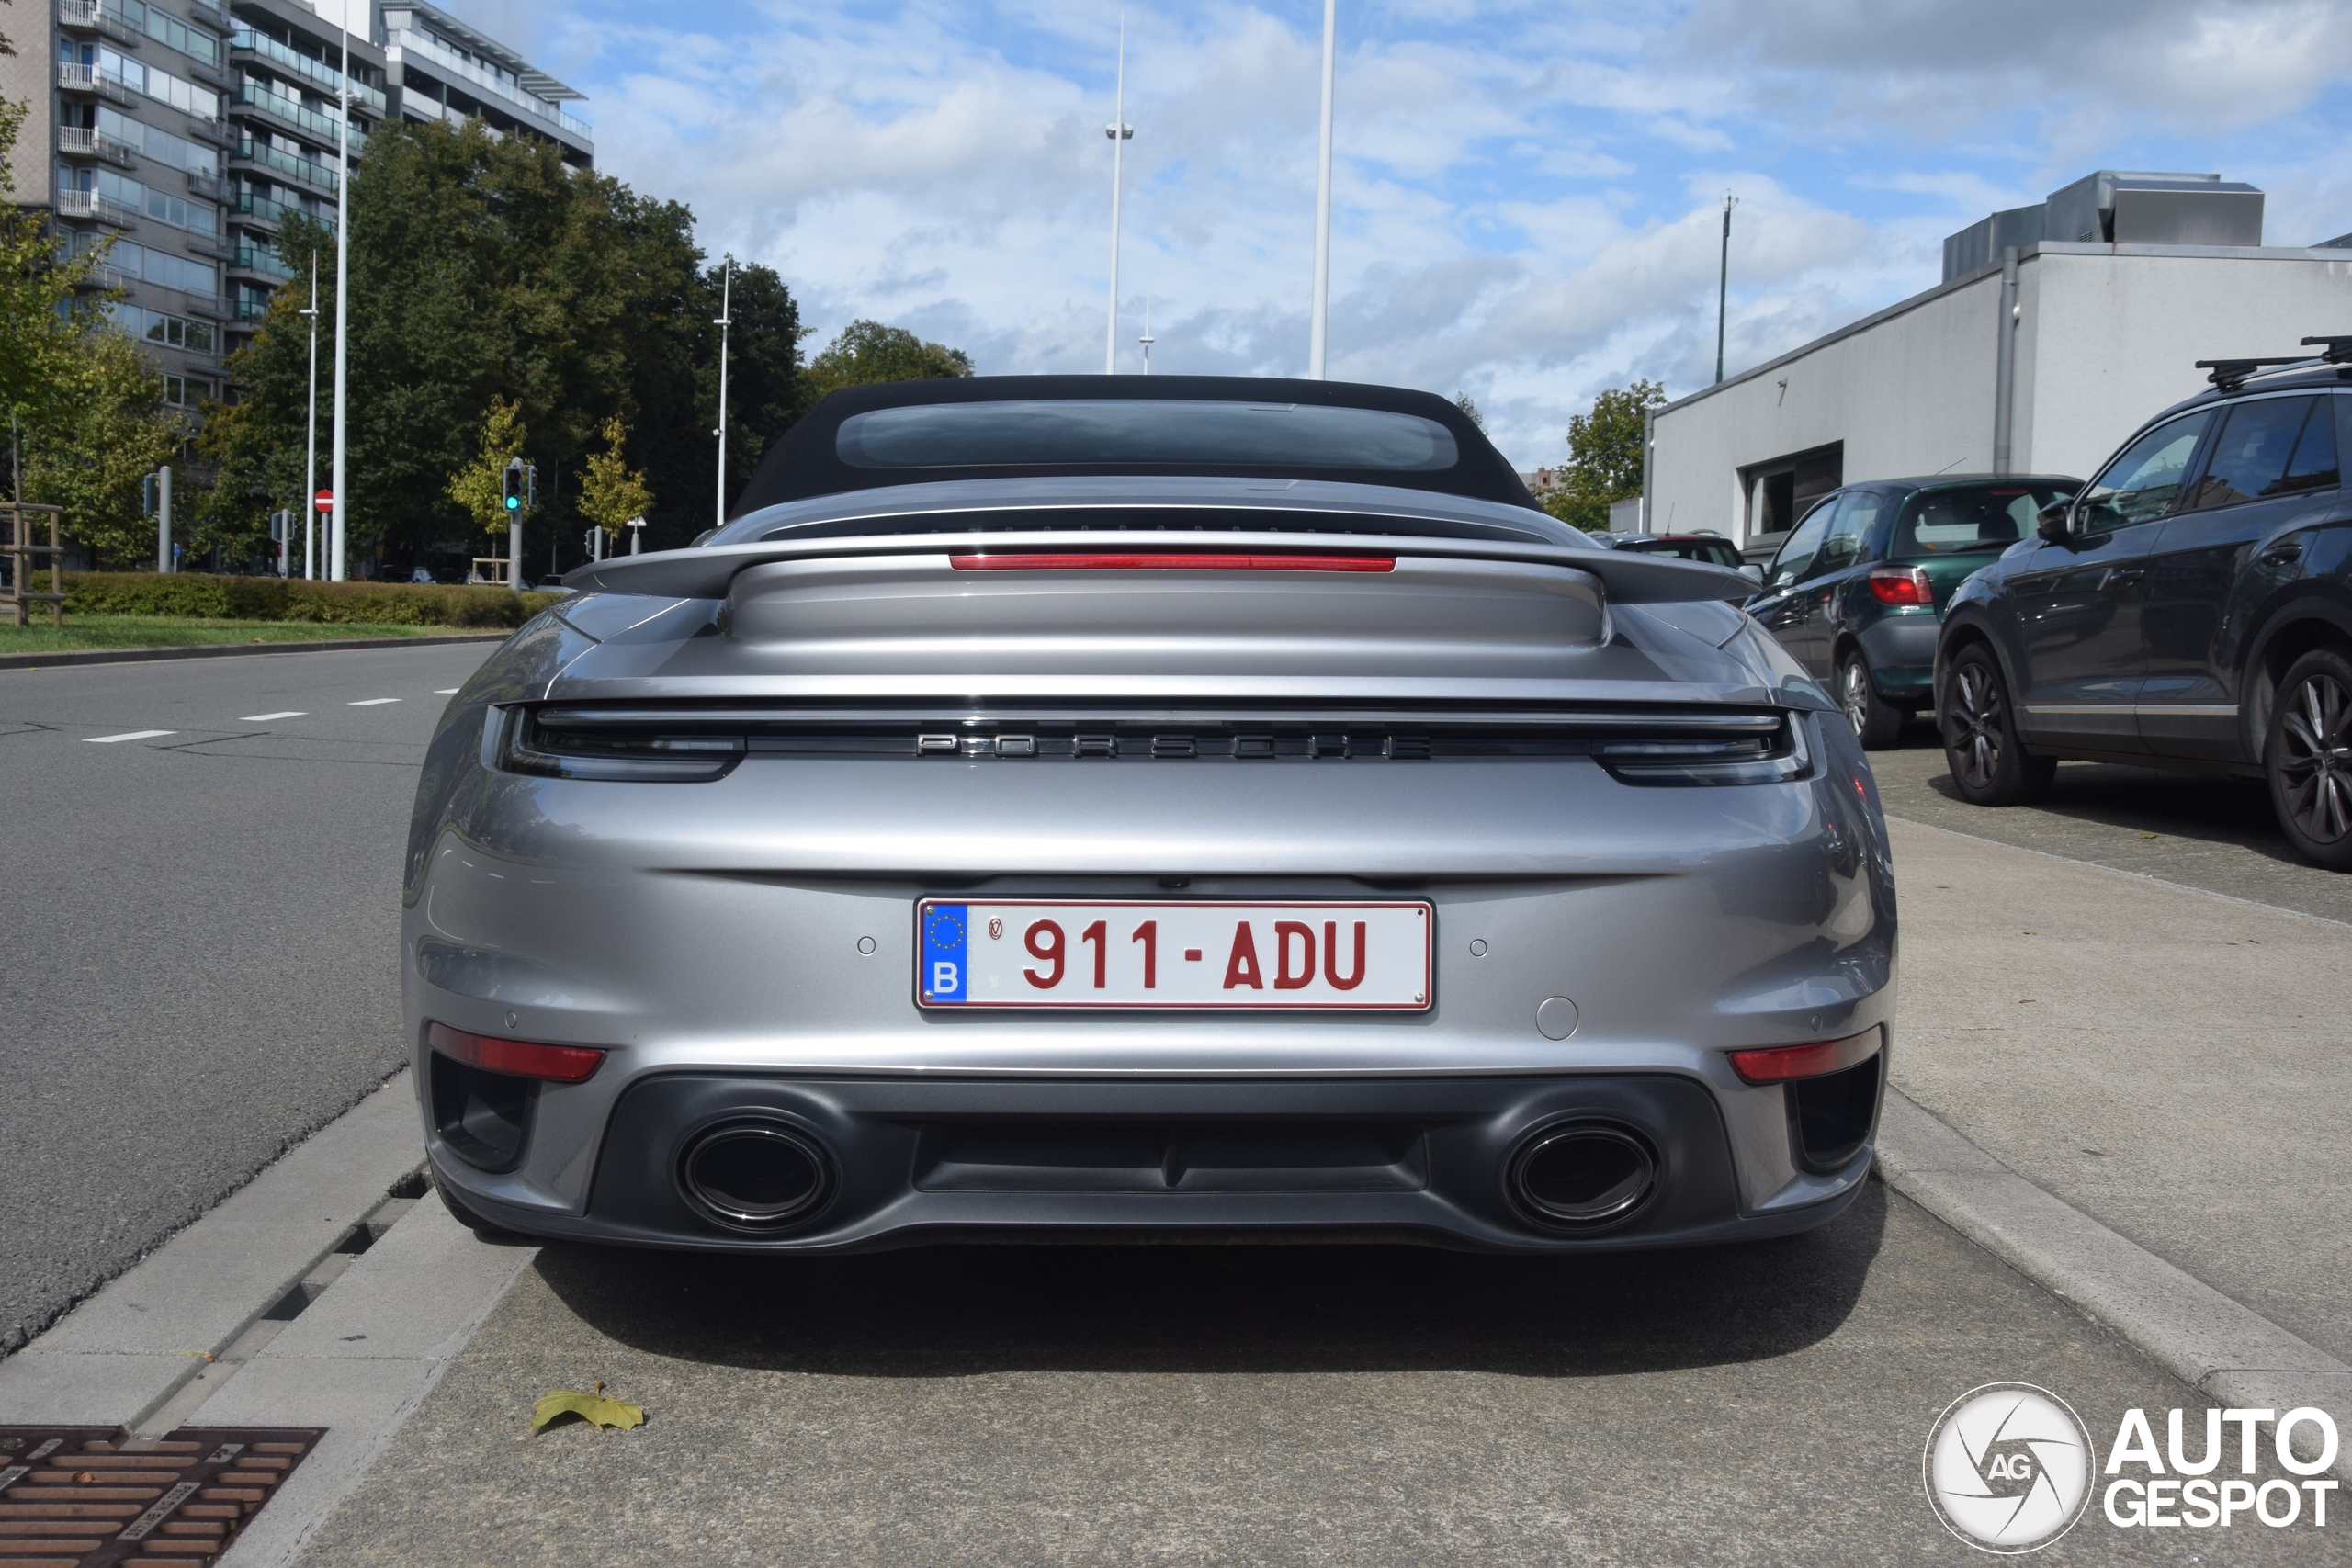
[922, 903, 968, 1002]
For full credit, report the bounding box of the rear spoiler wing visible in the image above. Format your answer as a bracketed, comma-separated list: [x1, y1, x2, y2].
[562, 530, 1754, 605]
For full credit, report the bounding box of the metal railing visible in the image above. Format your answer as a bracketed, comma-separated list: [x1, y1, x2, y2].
[74, 262, 132, 293]
[232, 244, 294, 279]
[232, 296, 272, 321]
[57, 0, 139, 46]
[385, 27, 592, 140]
[55, 188, 140, 227]
[58, 125, 140, 167]
[230, 29, 387, 112]
[229, 82, 359, 149]
[232, 189, 334, 232]
[57, 62, 137, 107]
[229, 137, 337, 194]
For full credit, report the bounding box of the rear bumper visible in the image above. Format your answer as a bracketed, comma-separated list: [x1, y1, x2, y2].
[428, 1067, 1879, 1255]
[1856, 614, 1941, 705]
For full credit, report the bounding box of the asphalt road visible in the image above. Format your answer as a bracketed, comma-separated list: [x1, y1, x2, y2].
[0, 641, 496, 1351]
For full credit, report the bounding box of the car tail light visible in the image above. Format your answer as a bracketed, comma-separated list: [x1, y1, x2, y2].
[1728, 1027, 1881, 1085]
[428, 1021, 605, 1083]
[1866, 565, 1934, 606]
[1595, 713, 1812, 786]
[949, 552, 1396, 572]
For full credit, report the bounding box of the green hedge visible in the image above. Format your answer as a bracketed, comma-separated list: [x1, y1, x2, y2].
[62, 574, 564, 628]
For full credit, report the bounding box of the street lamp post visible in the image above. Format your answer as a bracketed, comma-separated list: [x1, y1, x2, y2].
[1137, 296, 1154, 375]
[1714, 191, 1736, 385]
[300, 254, 317, 581]
[713, 256, 732, 532]
[1307, 0, 1336, 379]
[328, 11, 352, 580]
[1103, 14, 1131, 375]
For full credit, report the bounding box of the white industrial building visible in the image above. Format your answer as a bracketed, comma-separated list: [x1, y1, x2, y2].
[1642, 172, 2352, 558]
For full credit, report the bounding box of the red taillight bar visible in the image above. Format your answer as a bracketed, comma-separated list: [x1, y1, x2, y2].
[1727, 1026, 1882, 1086]
[428, 1021, 605, 1084]
[1866, 565, 1934, 606]
[949, 552, 1396, 572]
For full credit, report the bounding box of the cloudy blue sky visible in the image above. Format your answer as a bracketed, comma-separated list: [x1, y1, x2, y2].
[432, 0, 2352, 469]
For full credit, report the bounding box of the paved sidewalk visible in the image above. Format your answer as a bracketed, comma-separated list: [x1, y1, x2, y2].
[1885, 816, 2352, 1371]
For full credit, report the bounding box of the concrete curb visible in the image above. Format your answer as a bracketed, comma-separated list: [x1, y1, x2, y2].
[0, 1076, 426, 1427]
[1876, 1087, 2352, 1480]
[0, 632, 509, 672]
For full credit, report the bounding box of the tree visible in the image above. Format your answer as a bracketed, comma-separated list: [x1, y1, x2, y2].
[576, 415, 651, 547]
[19, 332, 185, 569]
[1453, 392, 1487, 433]
[209, 119, 805, 571]
[447, 397, 531, 541]
[1544, 379, 1666, 533]
[799, 320, 973, 409]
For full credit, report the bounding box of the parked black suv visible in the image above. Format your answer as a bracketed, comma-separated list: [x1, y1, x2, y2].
[1934, 340, 2352, 869]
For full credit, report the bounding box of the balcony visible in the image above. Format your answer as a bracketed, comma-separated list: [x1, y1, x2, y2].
[386, 27, 592, 141]
[57, 125, 140, 169]
[183, 295, 226, 321]
[232, 189, 334, 234]
[187, 170, 227, 201]
[55, 188, 140, 229]
[57, 0, 139, 47]
[57, 62, 136, 107]
[230, 245, 295, 280]
[232, 297, 273, 322]
[229, 83, 360, 149]
[231, 30, 388, 114]
[229, 138, 338, 195]
[74, 262, 133, 293]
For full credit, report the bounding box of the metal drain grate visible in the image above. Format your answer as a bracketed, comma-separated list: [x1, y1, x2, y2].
[0, 1426, 322, 1566]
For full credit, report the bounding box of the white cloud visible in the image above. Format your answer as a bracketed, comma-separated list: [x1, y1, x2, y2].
[431, 0, 2352, 467]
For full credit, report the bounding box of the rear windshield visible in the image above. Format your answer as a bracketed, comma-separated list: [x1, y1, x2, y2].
[1889, 483, 2076, 558]
[1617, 536, 1743, 569]
[836, 400, 1460, 473]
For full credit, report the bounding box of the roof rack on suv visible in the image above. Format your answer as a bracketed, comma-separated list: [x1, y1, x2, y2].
[2300, 335, 2352, 366]
[2195, 356, 2308, 392]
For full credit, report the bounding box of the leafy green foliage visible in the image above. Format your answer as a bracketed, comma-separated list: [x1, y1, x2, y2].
[63, 572, 560, 626]
[209, 119, 808, 567]
[800, 320, 974, 410]
[1542, 379, 1666, 533]
[447, 397, 531, 536]
[20, 332, 187, 569]
[577, 415, 652, 541]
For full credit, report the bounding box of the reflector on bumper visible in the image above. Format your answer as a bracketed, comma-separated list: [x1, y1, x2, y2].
[1727, 1027, 1881, 1085]
[428, 1021, 605, 1083]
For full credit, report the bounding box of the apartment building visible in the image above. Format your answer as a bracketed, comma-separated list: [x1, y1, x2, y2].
[1, 0, 591, 409]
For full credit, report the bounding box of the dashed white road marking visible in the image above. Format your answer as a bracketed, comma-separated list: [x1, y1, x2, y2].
[348, 698, 401, 706]
[85, 729, 175, 744]
[242, 711, 307, 722]
[434, 688, 460, 694]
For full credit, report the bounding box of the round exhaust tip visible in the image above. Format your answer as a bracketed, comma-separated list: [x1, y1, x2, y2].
[676, 1119, 835, 1232]
[1509, 1122, 1657, 1229]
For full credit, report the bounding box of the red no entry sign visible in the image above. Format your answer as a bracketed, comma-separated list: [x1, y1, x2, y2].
[314, 490, 334, 511]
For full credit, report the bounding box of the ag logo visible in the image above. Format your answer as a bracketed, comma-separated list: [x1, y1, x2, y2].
[1925, 1383, 2096, 1552]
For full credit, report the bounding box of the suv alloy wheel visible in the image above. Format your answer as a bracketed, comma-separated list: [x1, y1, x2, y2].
[1838, 649, 1908, 751]
[2267, 648, 2352, 871]
[1940, 644, 2056, 805]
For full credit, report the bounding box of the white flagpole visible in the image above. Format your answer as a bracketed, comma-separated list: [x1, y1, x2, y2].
[714, 257, 732, 530]
[1103, 15, 1129, 375]
[329, 5, 352, 580]
[1308, 0, 1336, 379]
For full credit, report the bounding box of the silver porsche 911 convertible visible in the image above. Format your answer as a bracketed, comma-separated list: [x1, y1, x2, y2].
[406, 376, 1894, 1254]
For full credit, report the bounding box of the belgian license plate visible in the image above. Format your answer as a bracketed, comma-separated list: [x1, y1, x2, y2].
[916, 899, 1432, 1010]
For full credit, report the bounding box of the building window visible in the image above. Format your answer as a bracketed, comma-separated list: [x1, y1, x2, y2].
[1740, 443, 1843, 547]
[162, 375, 211, 408]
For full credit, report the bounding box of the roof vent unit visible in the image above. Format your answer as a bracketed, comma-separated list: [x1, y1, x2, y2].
[2045, 171, 2262, 248]
[1942, 204, 2048, 282]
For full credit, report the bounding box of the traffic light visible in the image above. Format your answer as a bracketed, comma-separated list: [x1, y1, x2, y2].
[502, 459, 524, 516]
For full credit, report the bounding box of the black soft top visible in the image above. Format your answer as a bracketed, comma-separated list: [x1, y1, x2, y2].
[729, 375, 1544, 516]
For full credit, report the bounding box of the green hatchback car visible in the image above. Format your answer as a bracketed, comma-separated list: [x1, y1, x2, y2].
[1747, 475, 2080, 747]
